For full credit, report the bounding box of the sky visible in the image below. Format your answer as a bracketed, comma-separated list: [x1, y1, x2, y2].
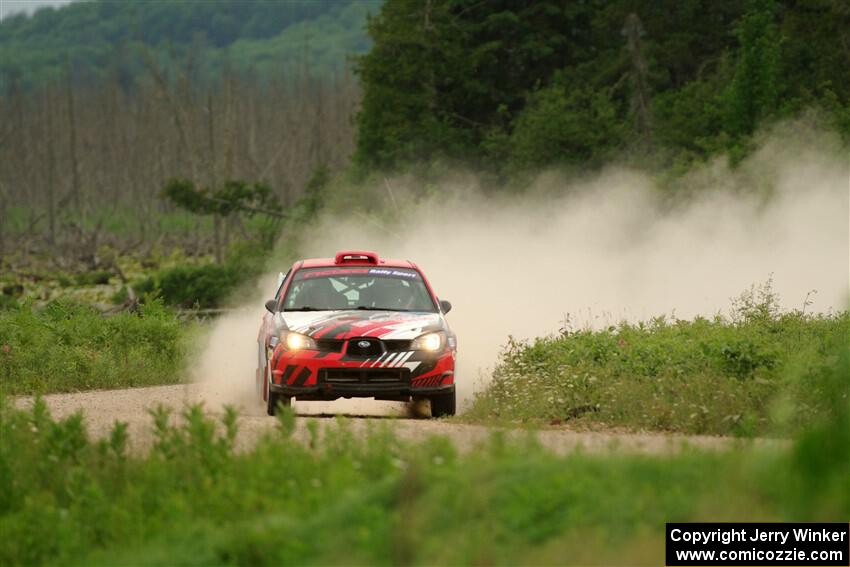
[0, 0, 78, 20]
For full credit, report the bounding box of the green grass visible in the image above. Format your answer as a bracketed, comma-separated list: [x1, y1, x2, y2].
[2, 204, 282, 265]
[0, 299, 189, 395]
[3, 205, 215, 239]
[466, 283, 849, 436]
[0, 345, 846, 566]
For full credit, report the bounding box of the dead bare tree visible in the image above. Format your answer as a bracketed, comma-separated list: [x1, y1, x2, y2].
[65, 62, 82, 214]
[43, 87, 57, 247]
[0, 50, 359, 263]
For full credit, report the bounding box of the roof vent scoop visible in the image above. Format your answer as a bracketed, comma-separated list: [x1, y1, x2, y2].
[334, 250, 380, 265]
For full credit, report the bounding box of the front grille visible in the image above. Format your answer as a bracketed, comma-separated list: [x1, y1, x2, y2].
[345, 338, 384, 357]
[321, 368, 410, 385]
[383, 340, 412, 352]
[315, 339, 344, 353]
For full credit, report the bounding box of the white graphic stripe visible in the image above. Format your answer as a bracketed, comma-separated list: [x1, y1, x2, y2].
[381, 352, 399, 367]
[370, 353, 388, 367]
[392, 351, 414, 367]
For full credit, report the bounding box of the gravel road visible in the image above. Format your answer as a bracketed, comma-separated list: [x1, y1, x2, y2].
[13, 384, 785, 455]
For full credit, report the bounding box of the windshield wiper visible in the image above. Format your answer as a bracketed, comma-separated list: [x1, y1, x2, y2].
[356, 306, 411, 312]
[285, 306, 324, 311]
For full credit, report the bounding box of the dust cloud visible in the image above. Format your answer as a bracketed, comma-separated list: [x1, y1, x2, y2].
[195, 124, 849, 412]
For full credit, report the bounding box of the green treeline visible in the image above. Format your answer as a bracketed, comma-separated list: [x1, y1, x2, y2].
[0, 0, 379, 86]
[5, 0, 848, 179]
[2, 0, 849, 308]
[354, 0, 850, 174]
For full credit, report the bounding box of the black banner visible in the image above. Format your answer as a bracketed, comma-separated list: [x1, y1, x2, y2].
[666, 523, 849, 566]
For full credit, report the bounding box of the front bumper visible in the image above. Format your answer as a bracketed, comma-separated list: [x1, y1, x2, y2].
[269, 344, 455, 401]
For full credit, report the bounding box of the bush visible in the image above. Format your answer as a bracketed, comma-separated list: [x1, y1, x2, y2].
[74, 270, 113, 286]
[155, 264, 242, 309]
[0, 295, 18, 311]
[133, 241, 268, 309]
[0, 299, 187, 395]
[466, 283, 849, 436]
[134, 262, 245, 310]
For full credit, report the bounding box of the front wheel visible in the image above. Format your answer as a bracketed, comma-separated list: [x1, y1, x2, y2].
[266, 389, 291, 416]
[265, 364, 291, 416]
[429, 390, 456, 418]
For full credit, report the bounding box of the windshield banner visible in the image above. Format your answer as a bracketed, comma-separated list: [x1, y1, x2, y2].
[295, 267, 420, 280]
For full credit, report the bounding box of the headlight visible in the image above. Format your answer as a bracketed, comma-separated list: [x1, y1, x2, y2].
[411, 331, 444, 352]
[283, 331, 317, 351]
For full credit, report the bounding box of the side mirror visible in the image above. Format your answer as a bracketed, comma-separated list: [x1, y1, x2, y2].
[439, 299, 452, 314]
[264, 299, 278, 313]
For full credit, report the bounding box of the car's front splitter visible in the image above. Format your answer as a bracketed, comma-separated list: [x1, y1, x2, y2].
[270, 382, 455, 402]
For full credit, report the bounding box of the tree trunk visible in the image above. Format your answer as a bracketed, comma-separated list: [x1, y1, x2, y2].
[0, 183, 7, 259]
[213, 214, 222, 263]
[624, 13, 654, 155]
[44, 89, 57, 247]
[65, 65, 81, 214]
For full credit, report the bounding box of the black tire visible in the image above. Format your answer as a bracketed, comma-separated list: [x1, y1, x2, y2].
[265, 361, 291, 417]
[266, 390, 291, 416]
[429, 390, 456, 418]
[266, 389, 279, 416]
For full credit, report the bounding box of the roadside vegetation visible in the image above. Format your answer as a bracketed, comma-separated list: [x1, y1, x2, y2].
[0, 300, 187, 396]
[0, 346, 846, 566]
[0, 166, 326, 397]
[467, 282, 849, 436]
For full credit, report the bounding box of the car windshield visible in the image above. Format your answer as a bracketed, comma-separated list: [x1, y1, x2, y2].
[282, 267, 437, 312]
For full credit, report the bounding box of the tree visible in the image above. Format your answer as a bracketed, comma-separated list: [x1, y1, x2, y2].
[353, 0, 465, 170]
[507, 79, 622, 169]
[721, 0, 781, 139]
[160, 178, 283, 261]
[354, 0, 595, 170]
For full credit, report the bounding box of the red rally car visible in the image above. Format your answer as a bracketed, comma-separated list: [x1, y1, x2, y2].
[257, 250, 456, 417]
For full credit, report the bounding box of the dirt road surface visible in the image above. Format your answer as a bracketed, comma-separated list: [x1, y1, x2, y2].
[13, 384, 785, 455]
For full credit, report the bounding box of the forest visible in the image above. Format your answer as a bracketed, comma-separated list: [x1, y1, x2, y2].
[0, 0, 846, 312]
[354, 0, 850, 172]
[2, 0, 848, 266]
[0, 0, 376, 86]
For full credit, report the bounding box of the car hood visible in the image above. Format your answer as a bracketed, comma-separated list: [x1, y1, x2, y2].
[278, 310, 443, 340]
